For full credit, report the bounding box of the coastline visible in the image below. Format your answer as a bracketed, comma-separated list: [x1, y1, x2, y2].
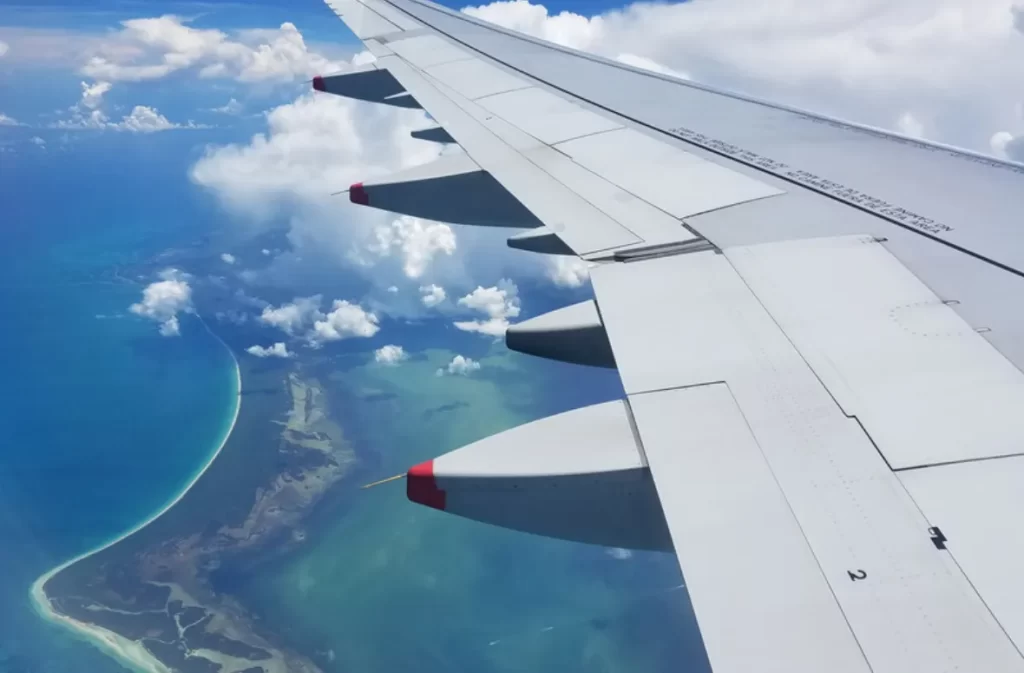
[29, 326, 243, 673]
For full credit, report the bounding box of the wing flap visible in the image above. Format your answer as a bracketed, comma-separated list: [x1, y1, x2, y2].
[630, 383, 870, 673]
[725, 235, 1024, 470]
[900, 458, 1024, 653]
[594, 249, 1024, 672]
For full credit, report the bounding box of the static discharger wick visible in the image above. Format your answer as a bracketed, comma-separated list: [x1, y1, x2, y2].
[361, 473, 405, 490]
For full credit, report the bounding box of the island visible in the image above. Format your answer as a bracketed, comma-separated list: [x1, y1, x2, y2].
[33, 357, 355, 673]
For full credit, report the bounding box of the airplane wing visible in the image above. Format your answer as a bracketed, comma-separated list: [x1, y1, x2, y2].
[319, 0, 1024, 670]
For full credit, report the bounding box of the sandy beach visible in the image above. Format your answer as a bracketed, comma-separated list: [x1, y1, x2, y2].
[30, 332, 242, 673]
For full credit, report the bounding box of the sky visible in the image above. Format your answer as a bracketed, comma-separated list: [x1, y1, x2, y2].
[2, 0, 1024, 341]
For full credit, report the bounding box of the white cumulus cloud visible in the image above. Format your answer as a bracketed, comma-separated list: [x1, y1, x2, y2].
[546, 256, 591, 288]
[129, 268, 192, 336]
[80, 16, 345, 83]
[454, 280, 521, 336]
[246, 342, 292, 358]
[0, 40, 9, 58]
[437, 354, 481, 376]
[363, 216, 457, 279]
[119, 105, 189, 132]
[80, 80, 111, 110]
[311, 300, 380, 343]
[374, 344, 408, 364]
[896, 111, 925, 139]
[259, 295, 323, 335]
[211, 98, 244, 115]
[0, 113, 19, 126]
[221, 252, 236, 264]
[419, 284, 447, 307]
[259, 295, 380, 345]
[54, 103, 201, 133]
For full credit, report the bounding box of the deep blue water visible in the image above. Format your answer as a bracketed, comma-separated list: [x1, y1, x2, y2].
[0, 135, 239, 673]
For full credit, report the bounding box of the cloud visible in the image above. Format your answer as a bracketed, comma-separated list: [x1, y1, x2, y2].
[545, 256, 590, 288]
[190, 88, 481, 288]
[191, 91, 434, 219]
[437, 354, 481, 376]
[991, 130, 1024, 162]
[462, 0, 604, 50]
[118, 105, 190, 132]
[419, 284, 447, 307]
[0, 113, 19, 126]
[80, 80, 111, 110]
[0, 40, 8, 57]
[262, 248, 272, 256]
[606, 547, 633, 560]
[246, 342, 292, 358]
[54, 103, 202, 133]
[53, 79, 199, 133]
[386, 285, 399, 293]
[259, 295, 322, 335]
[362, 215, 457, 279]
[80, 16, 345, 83]
[221, 252, 236, 264]
[454, 280, 520, 336]
[896, 112, 925, 139]
[374, 344, 408, 364]
[211, 98, 244, 115]
[311, 300, 380, 343]
[129, 268, 192, 336]
[259, 295, 380, 344]
[30, 136, 45, 146]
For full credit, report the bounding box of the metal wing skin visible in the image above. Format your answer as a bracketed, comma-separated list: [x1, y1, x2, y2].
[320, 1, 1024, 671]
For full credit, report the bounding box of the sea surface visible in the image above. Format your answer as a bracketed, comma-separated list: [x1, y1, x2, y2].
[0, 135, 240, 673]
[0, 132, 708, 673]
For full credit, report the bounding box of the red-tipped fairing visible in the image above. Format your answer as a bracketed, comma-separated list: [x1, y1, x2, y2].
[406, 460, 446, 510]
[349, 182, 369, 206]
[404, 401, 671, 550]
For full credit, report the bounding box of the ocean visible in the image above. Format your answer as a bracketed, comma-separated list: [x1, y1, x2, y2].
[0, 134, 240, 673]
[0, 131, 708, 673]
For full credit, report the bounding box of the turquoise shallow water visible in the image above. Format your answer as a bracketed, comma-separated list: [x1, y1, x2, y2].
[0, 131, 709, 673]
[0, 137, 239, 672]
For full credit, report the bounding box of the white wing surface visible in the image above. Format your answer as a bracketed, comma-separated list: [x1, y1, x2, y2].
[319, 1, 1024, 670]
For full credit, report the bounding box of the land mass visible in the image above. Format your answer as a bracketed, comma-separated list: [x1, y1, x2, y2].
[35, 363, 355, 673]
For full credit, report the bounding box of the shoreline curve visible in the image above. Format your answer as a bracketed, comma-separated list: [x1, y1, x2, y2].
[29, 323, 242, 673]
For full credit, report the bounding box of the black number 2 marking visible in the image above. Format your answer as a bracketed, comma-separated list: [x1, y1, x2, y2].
[847, 569, 867, 581]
